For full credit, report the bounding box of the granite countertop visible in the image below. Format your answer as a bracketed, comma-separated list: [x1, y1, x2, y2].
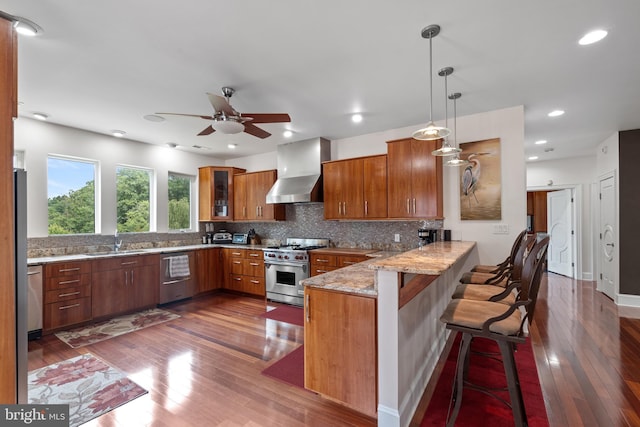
[27, 243, 269, 265]
[301, 242, 475, 297]
[309, 247, 378, 256]
[368, 241, 477, 275]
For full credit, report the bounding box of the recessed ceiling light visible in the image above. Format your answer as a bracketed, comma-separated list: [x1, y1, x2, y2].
[528, 156, 539, 161]
[228, 143, 237, 149]
[351, 113, 363, 123]
[144, 114, 165, 122]
[12, 17, 43, 37]
[534, 140, 548, 145]
[111, 130, 126, 138]
[33, 112, 48, 121]
[283, 130, 293, 138]
[166, 142, 177, 148]
[579, 29, 608, 46]
[548, 110, 565, 117]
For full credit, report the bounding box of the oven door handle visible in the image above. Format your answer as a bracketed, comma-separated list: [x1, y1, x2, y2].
[264, 261, 308, 274]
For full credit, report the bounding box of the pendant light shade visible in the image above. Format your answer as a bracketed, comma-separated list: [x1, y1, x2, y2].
[432, 67, 461, 156]
[445, 92, 470, 167]
[412, 24, 452, 141]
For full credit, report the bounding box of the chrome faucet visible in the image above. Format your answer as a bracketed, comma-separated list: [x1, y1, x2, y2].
[114, 230, 122, 252]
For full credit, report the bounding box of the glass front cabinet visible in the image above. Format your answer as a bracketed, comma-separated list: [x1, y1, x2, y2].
[198, 166, 246, 221]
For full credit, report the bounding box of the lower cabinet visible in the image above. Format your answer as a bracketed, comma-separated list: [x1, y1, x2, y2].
[309, 250, 370, 277]
[223, 248, 265, 296]
[92, 254, 159, 319]
[304, 286, 377, 417]
[43, 260, 92, 332]
[195, 247, 222, 294]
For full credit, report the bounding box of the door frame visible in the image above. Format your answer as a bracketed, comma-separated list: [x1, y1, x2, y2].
[527, 184, 583, 280]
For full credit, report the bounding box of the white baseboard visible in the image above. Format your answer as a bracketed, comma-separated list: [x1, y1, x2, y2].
[581, 272, 593, 280]
[616, 293, 640, 308]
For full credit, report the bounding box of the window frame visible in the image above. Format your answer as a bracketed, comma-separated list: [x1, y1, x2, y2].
[167, 171, 195, 232]
[115, 164, 156, 233]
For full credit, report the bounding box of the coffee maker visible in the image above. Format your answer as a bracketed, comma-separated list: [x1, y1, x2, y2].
[418, 228, 438, 246]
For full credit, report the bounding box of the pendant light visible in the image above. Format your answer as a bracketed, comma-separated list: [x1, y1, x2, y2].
[412, 24, 451, 141]
[445, 92, 469, 167]
[432, 66, 461, 156]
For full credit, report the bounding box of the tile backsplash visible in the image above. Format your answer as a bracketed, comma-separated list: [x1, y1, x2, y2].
[28, 203, 442, 257]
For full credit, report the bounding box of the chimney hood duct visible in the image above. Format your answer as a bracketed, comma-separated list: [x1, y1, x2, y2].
[266, 137, 331, 204]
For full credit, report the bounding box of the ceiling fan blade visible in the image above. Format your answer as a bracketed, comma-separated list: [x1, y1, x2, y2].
[156, 112, 214, 120]
[198, 125, 215, 136]
[206, 92, 235, 116]
[243, 122, 271, 139]
[242, 113, 291, 124]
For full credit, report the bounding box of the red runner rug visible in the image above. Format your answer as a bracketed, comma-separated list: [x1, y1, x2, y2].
[260, 305, 304, 326]
[261, 345, 305, 389]
[421, 335, 548, 427]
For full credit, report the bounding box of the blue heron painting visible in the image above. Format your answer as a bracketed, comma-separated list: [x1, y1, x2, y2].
[459, 138, 502, 220]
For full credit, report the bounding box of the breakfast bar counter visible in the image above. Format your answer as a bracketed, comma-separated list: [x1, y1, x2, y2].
[300, 241, 478, 425]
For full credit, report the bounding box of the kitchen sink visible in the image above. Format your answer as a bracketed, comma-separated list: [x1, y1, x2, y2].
[85, 249, 147, 256]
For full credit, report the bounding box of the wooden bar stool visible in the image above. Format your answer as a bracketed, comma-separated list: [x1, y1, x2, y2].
[439, 236, 549, 427]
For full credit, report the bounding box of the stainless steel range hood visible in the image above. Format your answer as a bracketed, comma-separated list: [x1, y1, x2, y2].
[266, 137, 331, 204]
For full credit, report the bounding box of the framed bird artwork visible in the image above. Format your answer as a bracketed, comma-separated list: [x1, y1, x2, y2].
[459, 138, 502, 220]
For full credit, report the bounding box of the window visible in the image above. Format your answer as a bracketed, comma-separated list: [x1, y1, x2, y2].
[47, 156, 97, 235]
[168, 172, 193, 231]
[116, 166, 152, 232]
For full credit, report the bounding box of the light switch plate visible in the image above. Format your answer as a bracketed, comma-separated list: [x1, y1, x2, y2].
[493, 224, 510, 234]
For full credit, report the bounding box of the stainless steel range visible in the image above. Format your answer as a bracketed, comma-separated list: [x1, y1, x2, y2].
[264, 238, 329, 306]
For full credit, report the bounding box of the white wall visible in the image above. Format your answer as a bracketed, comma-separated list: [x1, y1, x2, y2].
[526, 155, 597, 279]
[15, 118, 224, 237]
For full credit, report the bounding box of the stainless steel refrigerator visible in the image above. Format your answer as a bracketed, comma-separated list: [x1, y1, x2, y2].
[15, 168, 28, 403]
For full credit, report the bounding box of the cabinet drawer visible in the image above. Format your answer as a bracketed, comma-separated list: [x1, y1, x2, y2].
[45, 261, 91, 277]
[243, 259, 264, 277]
[338, 256, 367, 267]
[45, 273, 91, 291]
[230, 259, 244, 274]
[228, 274, 244, 291]
[311, 265, 338, 276]
[246, 250, 262, 259]
[228, 250, 246, 259]
[310, 254, 337, 266]
[44, 297, 92, 331]
[45, 284, 91, 304]
[243, 276, 265, 296]
[92, 254, 157, 272]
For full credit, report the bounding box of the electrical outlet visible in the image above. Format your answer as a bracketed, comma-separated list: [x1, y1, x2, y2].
[394, 233, 401, 242]
[493, 224, 510, 234]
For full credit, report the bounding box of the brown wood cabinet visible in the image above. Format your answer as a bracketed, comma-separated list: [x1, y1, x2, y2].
[43, 260, 92, 332]
[198, 166, 245, 221]
[309, 249, 371, 276]
[91, 254, 158, 319]
[234, 170, 285, 221]
[304, 287, 377, 417]
[527, 190, 549, 233]
[387, 137, 443, 219]
[323, 155, 387, 220]
[0, 16, 17, 402]
[223, 248, 265, 296]
[195, 247, 222, 294]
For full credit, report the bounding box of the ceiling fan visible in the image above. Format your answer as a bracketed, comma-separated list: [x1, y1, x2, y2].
[157, 87, 291, 139]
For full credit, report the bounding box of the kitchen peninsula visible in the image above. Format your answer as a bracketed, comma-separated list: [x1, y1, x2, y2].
[301, 241, 478, 426]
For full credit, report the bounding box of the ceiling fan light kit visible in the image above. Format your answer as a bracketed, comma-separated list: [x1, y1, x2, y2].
[413, 24, 452, 142]
[211, 118, 244, 134]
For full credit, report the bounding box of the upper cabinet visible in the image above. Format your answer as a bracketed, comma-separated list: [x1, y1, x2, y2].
[233, 170, 285, 221]
[387, 138, 443, 219]
[198, 166, 246, 222]
[323, 155, 387, 220]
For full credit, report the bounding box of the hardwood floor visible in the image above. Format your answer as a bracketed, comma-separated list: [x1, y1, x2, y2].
[28, 274, 640, 426]
[28, 294, 375, 427]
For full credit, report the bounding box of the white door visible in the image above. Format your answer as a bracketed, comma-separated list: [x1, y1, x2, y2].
[599, 175, 616, 299]
[547, 189, 574, 277]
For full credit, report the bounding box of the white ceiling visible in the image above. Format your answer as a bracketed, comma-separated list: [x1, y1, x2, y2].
[2, 0, 639, 161]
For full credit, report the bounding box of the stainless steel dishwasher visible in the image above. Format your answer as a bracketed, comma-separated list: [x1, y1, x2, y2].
[159, 252, 195, 304]
[27, 265, 43, 340]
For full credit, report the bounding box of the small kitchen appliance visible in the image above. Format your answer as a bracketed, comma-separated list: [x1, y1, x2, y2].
[418, 228, 438, 246]
[212, 231, 232, 244]
[232, 233, 248, 244]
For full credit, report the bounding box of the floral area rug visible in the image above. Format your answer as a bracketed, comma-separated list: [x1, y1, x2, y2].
[28, 353, 147, 427]
[55, 308, 180, 348]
